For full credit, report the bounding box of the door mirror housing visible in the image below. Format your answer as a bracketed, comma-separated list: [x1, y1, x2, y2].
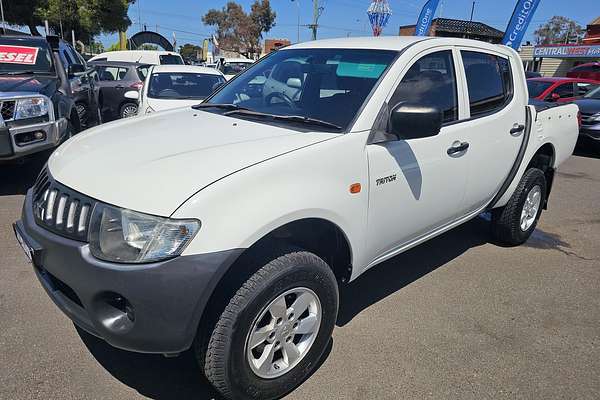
[286, 77, 302, 89]
[68, 64, 86, 77]
[389, 102, 442, 140]
[550, 92, 561, 101]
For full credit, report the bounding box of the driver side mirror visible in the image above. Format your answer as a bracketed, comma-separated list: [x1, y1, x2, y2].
[550, 92, 561, 101]
[389, 103, 442, 140]
[68, 64, 85, 77]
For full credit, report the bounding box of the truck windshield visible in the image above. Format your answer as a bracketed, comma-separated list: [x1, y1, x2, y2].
[0, 37, 55, 75]
[527, 80, 553, 98]
[206, 48, 397, 131]
[159, 54, 184, 65]
[148, 72, 226, 99]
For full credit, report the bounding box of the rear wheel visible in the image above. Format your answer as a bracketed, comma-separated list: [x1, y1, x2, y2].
[492, 168, 547, 246]
[199, 248, 338, 400]
[120, 102, 138, 118]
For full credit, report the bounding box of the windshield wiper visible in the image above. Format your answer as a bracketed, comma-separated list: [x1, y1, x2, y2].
[191, 103, 250, 111]
[0, 70, 38, 76]
[223, 108, 342, 131]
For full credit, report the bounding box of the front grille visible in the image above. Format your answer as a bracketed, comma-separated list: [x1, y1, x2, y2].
[32, 168, 95, 241]
[0, 100, 15, 120]
[580, 112, 598, 126]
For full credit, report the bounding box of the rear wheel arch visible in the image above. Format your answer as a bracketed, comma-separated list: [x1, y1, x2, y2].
[526, 143, 555, 208]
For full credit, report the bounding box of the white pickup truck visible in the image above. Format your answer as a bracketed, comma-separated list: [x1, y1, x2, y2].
[14, 37, 578, 399]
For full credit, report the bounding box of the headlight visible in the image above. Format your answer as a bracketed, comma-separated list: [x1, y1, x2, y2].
[14, 97, 50, 120]
[591, 112, 600, 122]
[89, 204, 200, 263]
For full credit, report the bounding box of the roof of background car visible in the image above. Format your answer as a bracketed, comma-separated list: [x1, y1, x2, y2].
[151, 64, 225, 76]
[528, 77, 600, 83]
[88, 60, 151, 68]
[223, 58, 254, 63]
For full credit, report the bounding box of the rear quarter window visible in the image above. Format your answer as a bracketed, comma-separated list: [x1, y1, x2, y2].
[461, 51, 513, 118]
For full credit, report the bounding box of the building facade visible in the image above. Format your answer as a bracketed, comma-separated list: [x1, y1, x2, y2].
[399, 18, 504, 43]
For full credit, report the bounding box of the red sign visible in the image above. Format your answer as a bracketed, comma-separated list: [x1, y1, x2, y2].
[0, 45, 39, 65]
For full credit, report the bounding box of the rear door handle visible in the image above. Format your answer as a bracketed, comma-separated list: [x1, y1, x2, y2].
[447, 141, 469, 156]
[115, 85, 125, 89]
[510, 124, 525, 135]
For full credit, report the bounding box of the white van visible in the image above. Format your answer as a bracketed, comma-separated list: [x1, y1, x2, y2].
[88, 50, 184, 66]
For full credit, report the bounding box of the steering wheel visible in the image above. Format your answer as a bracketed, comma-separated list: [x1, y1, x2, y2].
[264, 92, 298, 110]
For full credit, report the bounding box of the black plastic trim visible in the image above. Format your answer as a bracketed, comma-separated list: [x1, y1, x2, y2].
[486, 106, 532, 210]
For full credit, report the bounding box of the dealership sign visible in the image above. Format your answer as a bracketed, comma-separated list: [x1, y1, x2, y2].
[0, 45, 39, 65]
[533, 45, 600, 58]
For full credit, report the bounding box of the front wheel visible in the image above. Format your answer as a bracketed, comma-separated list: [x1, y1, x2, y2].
[491, 167, 547, 246]
[199, 248, 338, 400]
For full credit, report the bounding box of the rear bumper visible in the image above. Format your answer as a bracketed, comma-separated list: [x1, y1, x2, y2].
[0, 118, 67, 161]
[15, 189, 243, 353]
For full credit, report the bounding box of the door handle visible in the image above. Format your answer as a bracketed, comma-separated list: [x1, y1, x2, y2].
[447, 141, 469, 156]
[510, 124, 525, 136]
[115, 85, 124, 89]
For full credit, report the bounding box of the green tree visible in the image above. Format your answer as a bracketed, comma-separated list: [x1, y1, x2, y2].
[534, 16, 586, 45]
[5, 0, 135, 42]
[179, 43, 202, 60]
[202, 0, 276, 57]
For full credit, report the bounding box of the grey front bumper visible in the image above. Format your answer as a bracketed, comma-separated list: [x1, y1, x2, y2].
[16, 189, 243, 354]
[0, 118, 67, 161]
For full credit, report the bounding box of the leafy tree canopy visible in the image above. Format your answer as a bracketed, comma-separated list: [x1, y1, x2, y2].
[534, 16, 586, 45]
[202, 0, 275, 57]
[5, 0, 135, 43]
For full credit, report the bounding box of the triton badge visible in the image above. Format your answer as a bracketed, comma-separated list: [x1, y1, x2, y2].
[376, 174, 396, 186]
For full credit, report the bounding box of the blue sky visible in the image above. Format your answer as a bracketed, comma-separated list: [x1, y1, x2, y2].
[98, 0, 599, 48]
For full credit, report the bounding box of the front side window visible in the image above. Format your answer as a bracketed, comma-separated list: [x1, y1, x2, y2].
[222, 62, 253, 75]
[576, 82, 598, 96]
[584, 85, 600, 100]
[462, 51, 512, 117]
[552, 83, 574, 98]
[206, 48, 397, 131]
[389, 50, 458, 123]
[148, 72, 225, 99]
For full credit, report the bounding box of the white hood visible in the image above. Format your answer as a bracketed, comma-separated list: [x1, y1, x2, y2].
[145, 98, 206, 113]
[49, 108, 336, 216]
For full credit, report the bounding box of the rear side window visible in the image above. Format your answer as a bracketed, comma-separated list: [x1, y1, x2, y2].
[389, 50, 458, 123]
[577, 82, 599, 96]
[461, 51, 512, 117]
[99, 66, 127, 81]
[136, 65, 150, 80]
[159, 54, 184, 65]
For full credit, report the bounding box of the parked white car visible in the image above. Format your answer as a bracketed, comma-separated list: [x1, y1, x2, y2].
[15, 37, 578, 400]
[216, 57, 255, 80]
[89, 50, 184, 66]
[131, 65, 226, 114]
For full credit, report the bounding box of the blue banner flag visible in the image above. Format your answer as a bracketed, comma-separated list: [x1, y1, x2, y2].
[502, 0, 542, 49]
[415, 0, 441, 36]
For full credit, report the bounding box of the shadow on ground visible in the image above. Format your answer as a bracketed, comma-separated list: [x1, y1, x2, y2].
[76, 216, 491, 399]
[77, 326, 333, 400]
[573, 141, 600, 160]
[0, 152, 49, 196]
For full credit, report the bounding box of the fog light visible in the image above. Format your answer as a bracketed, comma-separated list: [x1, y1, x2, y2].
[15, 131, 46, 146]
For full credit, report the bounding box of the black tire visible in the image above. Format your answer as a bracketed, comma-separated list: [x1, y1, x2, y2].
[199, 248, 338, 400]
[492, 167, 547, 246]
[120, 102, 138, 118]
[69, 111, 82, 135]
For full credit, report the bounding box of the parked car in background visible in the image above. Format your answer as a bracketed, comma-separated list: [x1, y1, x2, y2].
[527, 77, 599, 103]
[567, 62, 600, 82]
[89, 50, 184, 66]
[574, 85, 600, 151]
[525, 71, 542, 78]
[216, 57, 255, 80]
[0, 35, 97, 163]
[135, 65, 225, 114]
[90, 61, 150, 119]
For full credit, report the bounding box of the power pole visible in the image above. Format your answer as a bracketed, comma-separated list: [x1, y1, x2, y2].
[309, 0, 323, 40]
[469, 1, 475, 22]
[0, 0, 5, 34]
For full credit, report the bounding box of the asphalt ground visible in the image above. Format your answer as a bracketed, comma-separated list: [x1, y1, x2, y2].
[1, 148, 599, 400]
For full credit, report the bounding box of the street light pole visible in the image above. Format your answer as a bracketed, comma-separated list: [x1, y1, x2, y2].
[0, 0, 6, 35]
